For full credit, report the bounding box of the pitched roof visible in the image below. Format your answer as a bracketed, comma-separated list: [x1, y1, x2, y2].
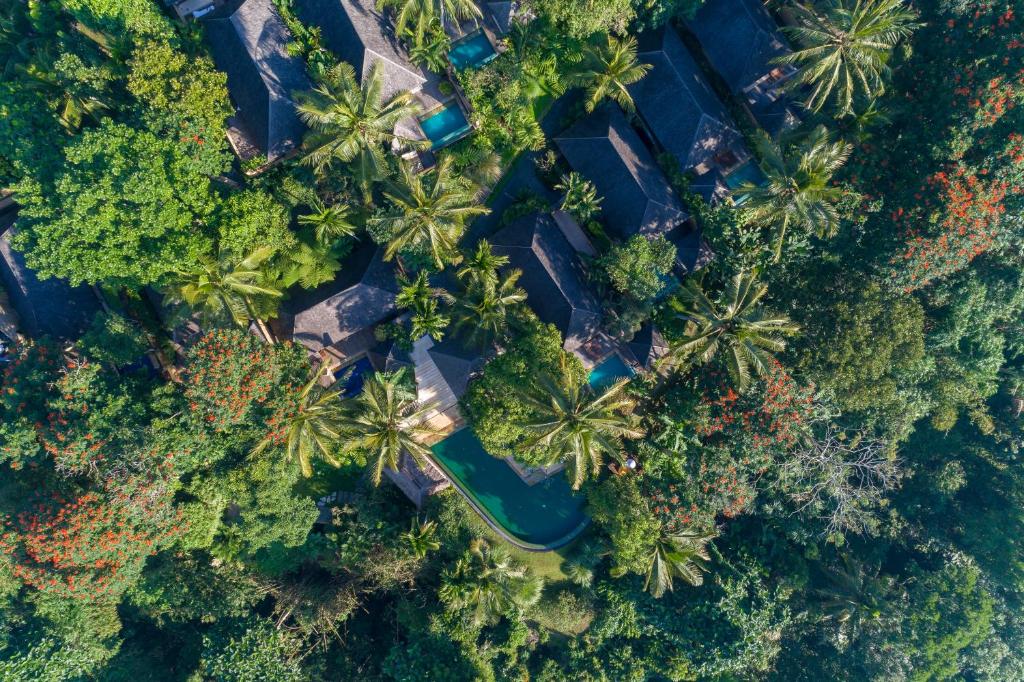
[554, 104, 688, 242]
[203, 0, 311, 161]
[627, 323, 669, 368]
[490, 213, 601, 351]
[427, 340, 483, 398]
[628, 27, 744, 174]
[667, 224, 715, 275]
[0, 223, 99, 340]
[294, 0, 427, 101]
[686, 0, 791, 94]
[284, 246, 400, 353]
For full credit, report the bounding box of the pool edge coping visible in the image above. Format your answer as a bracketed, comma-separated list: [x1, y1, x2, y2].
[423, 435, 591, 552]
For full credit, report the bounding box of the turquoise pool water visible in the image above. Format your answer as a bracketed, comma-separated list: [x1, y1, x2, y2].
[429, 429, 588, 548]
[588, 354, 635, 390]
[419, 103, 472, 149]
[448, 31, 498, 69]
[724, 161, 765, 205]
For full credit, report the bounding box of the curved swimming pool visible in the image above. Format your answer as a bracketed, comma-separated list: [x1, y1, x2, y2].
[429, 429, 589, 550]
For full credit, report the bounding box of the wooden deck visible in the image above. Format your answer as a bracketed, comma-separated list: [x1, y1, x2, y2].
[409, 336, 465, 444]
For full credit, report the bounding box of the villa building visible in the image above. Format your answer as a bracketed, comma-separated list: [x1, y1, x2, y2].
[628, 27, 751, 202]
[202, 0, 311, 164]
[686, 0, 801, 137]
[489, 212, 602, 353]
[293, 0, 429, 101]
[278, 246, 401, 370]
[554, 104, 690, 242]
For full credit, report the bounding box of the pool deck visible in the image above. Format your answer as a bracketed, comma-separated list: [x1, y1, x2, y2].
[409, 336, 465, 444]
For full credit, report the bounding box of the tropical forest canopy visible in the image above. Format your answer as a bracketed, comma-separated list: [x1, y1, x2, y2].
[1, 0, 1023, 680]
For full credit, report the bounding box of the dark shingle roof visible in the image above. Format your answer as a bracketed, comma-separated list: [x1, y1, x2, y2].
[490, 213, 601, 351]
[428, 340, 483, 398]
[294, 0, 427, 101]
[284, 246, 400, 353]
[627, 323, 669, 368]
[628, 27, 744, 174]
[686, 0, 791, 94]
[0, 223, 99, 340]
[667, 225, 715, 275]
[203, 0, 311, 161]
[554, 104, 688, 242]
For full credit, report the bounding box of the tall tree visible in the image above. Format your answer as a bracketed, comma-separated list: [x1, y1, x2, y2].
[252, 362, 346, 478]
[439, 539, 544, 626]
[171, 246, 283, 342]
[380, 0, 483, 37]
[372, 157, 489, 268]
[641, 530, 715, 598]
[340, 369, 438, 485]
[453, 269, 526, 349]
[738, 126, 852, 261]
[567, 35, 650, 113]
[297, 197, 357, 245]
[667, 272, 800, 392]
[776, 0, 920, 115]
[295, 61, 422, 199]
[456, 239, 509, 290]
[522, 367, 643, 489]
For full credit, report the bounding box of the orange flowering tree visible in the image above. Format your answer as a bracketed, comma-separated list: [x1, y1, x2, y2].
[183, 329, 307, 435]
[0, 471, 184, 602]
[844, 2, 1024, 290]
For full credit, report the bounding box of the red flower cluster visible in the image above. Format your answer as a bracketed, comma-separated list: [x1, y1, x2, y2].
[0, 479, 184, 602]
[695, 361, 815, 453]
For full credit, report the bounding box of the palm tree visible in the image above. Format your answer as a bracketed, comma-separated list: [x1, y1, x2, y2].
[737, 126, 852, 261]
[667, 272, 800, 392]
[567, 35, 651, 113]
[172, 246, 282, 342]
[402, 518, 440, 558]
[453, 269, 526, 349]
[410, 298, 450, 341]
[340, 369, 438, 485]
[380, 0, 482, 37]
[456, 240, 509, 290]
[252, 363, 347, 477]
[775, 0, 920, 115]
[439, 539, 543, 626]
[643, 530, 714, 598]
[555, 172, 603, 223]
[297, 198, 357, 245]
[295, 61, 423, 199]
[373, 157, 490, 268]
[407, 14, 451, 73]
[812, 553, 903, 644]
[522, 367, 644, 489]
[397, 271, 453, 341]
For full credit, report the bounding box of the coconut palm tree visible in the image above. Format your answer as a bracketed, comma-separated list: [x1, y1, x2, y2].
[397, 270, 453, 341]
[402, 517, 441, 558]
[456, 239, 509, 290]
[439, 538, 543, 626]
[737, 126, 852, 261]
[567, 35, 651, 113]
[555, 172, 603, 223]
[775, 0, 920, 115]
[811, 553, 903, 644]
[643, 530, 714, 598]
[295, 61, 423, 199]
[373, 157, 490, 268]
[340, 369, 438, 485]
[380, 0, 482, 37]
[406, 13, 451, 72]
[453, 269, 526, 349]
[667, 272, 800, 392]
[251, 362, 346, 477]
[171, 246, 282, 342]
[522, 366, 644, 489]
[297, 198, 357, 245]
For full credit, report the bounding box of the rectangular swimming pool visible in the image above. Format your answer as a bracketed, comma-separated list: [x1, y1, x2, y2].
[724, 161, 765, 205]
[448, 30, 498, 70]
[429, 429, 588, 549]
[419, 102, 472, 150]
[587, 354, 635, 391]
[338, 356, 374, 398]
